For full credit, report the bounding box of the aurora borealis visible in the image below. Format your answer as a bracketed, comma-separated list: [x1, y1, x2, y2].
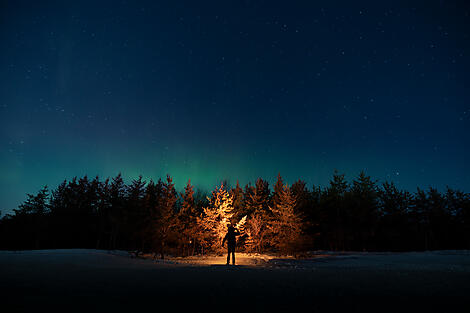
[1, 1, 469, 214]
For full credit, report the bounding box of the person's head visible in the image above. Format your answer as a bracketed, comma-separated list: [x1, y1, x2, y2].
[227, 224, 234, 231]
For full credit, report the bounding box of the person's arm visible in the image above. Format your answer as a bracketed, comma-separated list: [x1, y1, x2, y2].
[222, 234, 227, 246]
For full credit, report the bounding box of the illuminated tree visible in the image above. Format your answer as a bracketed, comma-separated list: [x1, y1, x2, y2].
[246, 213, 265, 253]
[200, 184, 233, 252]
[244, 178, 271, 252]
[268, 183, 302, 254]
[198, 184, 245, 253]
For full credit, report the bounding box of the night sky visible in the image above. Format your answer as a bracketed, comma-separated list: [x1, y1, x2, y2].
[1, 1, 469, 214]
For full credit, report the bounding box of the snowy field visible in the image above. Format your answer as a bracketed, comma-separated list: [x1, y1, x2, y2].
[1, 249, 469, 312]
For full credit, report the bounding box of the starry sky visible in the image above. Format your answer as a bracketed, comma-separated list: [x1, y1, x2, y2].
[1, 1, 469, 214]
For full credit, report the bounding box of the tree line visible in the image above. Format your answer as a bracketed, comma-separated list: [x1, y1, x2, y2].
[1, 171, 469, 255]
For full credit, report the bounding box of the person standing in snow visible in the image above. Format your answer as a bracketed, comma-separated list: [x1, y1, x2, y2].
[222, 224, 240, 265]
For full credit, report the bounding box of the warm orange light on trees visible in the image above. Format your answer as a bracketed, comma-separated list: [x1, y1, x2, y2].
[197, 184, 247, 253]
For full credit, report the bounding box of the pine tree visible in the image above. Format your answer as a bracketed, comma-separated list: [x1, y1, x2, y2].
[244, 178, 271, 252]
[244, 178, 270, 216]
[446, 187, 470, 249]
[291, 179, 311, 216]
[15, 186, 50, 249]
[155, 175, 177, 259]
[267, 183, 302, 254]
[108, 173, 127, 249]
[95, 178, 110, 249]
[377, 181, 411, 250]
[197, 184, 235, 253]
[271, 173, 284, 208]
[16, 186, 49, 216]
[126, 175, 147, 250]
[231, 180, 245, 220]
[291, 179, 315, 249]
[246, 213, 264, 253]
[176, 180, 197, 256]
[350, 171, 379, 250]
[145, 179, 164, 253]
[427, 187, 450, 249]
[321, 170, 348, 250]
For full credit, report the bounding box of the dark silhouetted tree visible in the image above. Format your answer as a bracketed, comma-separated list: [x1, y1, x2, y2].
[320, 170, 348, 250]
[176, 180, 197, 256]
[154, 175, 177, 259]
[377, 182, 412, 250]
[349, 171, 379, 250]
[14, 186, 49, 249]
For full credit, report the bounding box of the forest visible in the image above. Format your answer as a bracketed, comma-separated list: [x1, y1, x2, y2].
[1, 171, 469, 255]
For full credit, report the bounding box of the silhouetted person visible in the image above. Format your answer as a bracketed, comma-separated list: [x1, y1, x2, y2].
[222, 224, 240, 265]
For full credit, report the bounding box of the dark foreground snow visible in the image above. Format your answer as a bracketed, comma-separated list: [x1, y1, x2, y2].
[1, 249, 469, 312]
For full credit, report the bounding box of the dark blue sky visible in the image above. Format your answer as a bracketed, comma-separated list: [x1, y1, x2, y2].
[1, 1, 469, 214]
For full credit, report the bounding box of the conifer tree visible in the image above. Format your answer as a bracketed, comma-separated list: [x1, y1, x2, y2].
[291, 179, 311, 216]
[96, 178, 110, 249]
[446, 188, 470, 249]
[426, 187, 450, 249]
[267, 183, 302, 254]
[246, 213, 264, 252]
[197, 184, 235, 253]
[409, 188, 426, 250]
[126, 175, 147, 250]
[245, 178, 271, 252]
[231, 180, 245, 219]
[176, 180, 197, 256]
[155, 175, 177, 259]
[16, 186, 49, 216]
[244, 178, 270, 216]
[291, 179, 315, 249]
[321, 170, 348, 250]
[109, 173, 126, 249]
[377, 181, 411, 250]
[350, 171, 379, 250]
[145, 179, 164, 253]
[272, 173, 284, 208]
[15, 186, 50, 249]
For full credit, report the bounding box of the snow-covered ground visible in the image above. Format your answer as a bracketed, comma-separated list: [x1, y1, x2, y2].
[165, 250, 470, 271]
[1, 249, 469, 312]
